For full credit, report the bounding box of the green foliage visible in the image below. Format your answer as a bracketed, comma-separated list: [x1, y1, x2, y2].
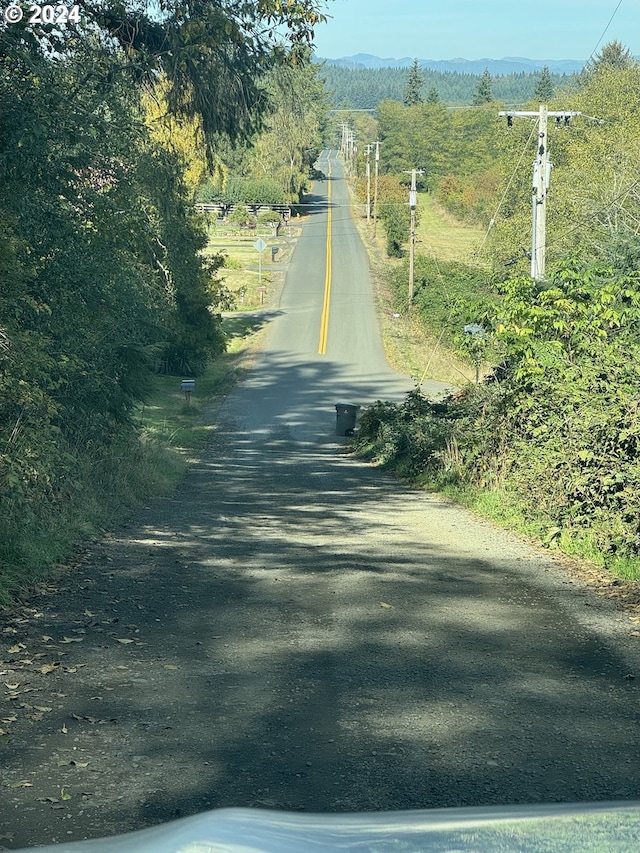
[581, 40, 635, 81]
[245, 56, 331, 202]
[0, 0, 327, 596]
[375, 100, 502, 226]
[354, 392, 451, 477]
[374, 174, 411, 257]
[484, 261, 640, 556]
[356, 258, 640, 571]
[392, 256, 496, 352]
[320, 64, 576, 109]
[487, 54, 640, 278]
[472, 68, 495, 105]
[534, 66, 555, 101]
[426, 86, 440, 104]
[351, 45, 640, 577]
[403, 60, 424, 106]
[196, 56, 330, 206]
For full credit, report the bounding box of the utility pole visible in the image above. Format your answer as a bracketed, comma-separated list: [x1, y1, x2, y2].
[348, 128, 356, 173]
[339, 125, 356, 174]
[499, 105, 581, 280]
[373, 140, 380, 238]
[406, 168, 423, 306]
[365, 144, 372, 222]
[531, 104, 551, 280]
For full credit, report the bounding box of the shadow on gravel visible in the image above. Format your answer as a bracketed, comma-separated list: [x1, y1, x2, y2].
[1, 354, 638, 847]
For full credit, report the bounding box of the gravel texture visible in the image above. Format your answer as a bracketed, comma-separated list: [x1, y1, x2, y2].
[0, 406, 638, 849]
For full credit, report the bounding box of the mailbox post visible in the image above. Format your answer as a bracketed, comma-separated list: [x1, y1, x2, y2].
[181, 379, 196, 405]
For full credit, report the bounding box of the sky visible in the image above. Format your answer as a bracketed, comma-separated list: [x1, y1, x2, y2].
[312, 0, 640, 61]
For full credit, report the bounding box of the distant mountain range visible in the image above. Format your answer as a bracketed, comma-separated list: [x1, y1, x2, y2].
[316, 54, 587, 76]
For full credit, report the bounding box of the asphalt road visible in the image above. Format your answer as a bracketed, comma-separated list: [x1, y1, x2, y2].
[1, 152, 638, 849]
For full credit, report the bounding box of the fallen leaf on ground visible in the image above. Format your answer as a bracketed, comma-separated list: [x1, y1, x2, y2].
[380, 602, 393, 609]
[60, 637, 84, 644]
[115, 638, 134, 644]
[39, 663, 59, 675]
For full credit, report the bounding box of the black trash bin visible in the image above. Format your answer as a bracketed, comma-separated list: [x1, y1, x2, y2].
[335, 403, 360, 437]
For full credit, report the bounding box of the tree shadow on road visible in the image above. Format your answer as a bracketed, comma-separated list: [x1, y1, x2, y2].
[1, 355, 638, 847]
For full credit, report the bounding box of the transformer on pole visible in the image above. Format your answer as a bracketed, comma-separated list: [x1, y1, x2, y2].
[499, 105, 582, 280]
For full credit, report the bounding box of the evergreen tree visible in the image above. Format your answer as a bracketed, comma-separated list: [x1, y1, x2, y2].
[587, 40, 634, 73]
[404, 59, 424, 106]
[472, 67, 494, 104]
[426, 85, 440, 104]
[534, 66, 554, 101]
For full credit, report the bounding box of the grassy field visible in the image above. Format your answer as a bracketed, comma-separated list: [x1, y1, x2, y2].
[415, 193, 485, 263]
[352, 192, 484, 386]
[203, 217, 303, 310]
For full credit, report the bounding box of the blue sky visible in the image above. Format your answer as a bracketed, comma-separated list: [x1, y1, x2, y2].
[313, 0, 639, 61]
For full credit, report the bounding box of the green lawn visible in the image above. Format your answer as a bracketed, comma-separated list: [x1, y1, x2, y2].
[415, 194, 485, 263]
[203, 218, 302, 310]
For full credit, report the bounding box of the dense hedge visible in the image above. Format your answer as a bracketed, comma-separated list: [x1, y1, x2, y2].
[354, 256, 640, 561]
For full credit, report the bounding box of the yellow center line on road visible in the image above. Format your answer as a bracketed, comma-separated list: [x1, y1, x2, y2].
[317, 160, 332, 355]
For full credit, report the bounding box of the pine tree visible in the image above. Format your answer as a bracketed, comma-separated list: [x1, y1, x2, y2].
[472, 68, 494, 105]
[404, 59, 424, 106]
[582, 40, 634, 80]
[426, 85, 440, 104]
[534, 66, 554, 101]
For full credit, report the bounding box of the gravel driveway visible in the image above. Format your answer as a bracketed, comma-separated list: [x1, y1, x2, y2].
[1, 394, 638, 849]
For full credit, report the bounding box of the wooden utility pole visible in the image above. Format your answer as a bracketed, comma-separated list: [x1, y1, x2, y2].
[499, 105, 581, 280]
[532, 104, 549, 280]
[365, 144, 372, 222]
[373, 141, 380, 238]
[407, 168, 423, 306]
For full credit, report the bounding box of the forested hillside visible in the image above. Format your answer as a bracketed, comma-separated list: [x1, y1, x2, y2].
[319, 63, 577, 108]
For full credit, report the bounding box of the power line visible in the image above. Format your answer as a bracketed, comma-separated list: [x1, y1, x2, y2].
[585, 0, 625, 68]
[476, 119, 539, 258]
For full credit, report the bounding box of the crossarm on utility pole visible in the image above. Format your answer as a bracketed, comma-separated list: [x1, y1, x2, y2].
[498, 106, 583, 281]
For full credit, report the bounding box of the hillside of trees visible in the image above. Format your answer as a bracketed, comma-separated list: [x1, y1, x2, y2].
[319, 63, 578, 108]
